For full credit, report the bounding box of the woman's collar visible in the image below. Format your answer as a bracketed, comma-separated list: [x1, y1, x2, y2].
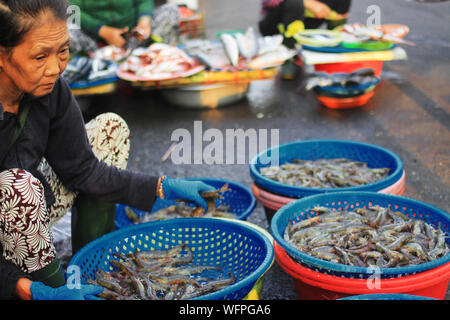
[0, 92, 42, 120]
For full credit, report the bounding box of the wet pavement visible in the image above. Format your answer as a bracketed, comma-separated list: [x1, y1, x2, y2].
[78, 0, 450, 300]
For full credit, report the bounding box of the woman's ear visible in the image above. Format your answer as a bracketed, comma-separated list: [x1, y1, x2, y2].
[0, 47, 5, 70]
[0, 46, 9, 72]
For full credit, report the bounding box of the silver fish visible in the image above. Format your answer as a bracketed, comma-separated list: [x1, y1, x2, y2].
[247, 45, 297, 69]
[257, 34, 284, 56]
[183, 39, 230, 69]
[304, 69, 378, 91]
[220, 33, 239, 67]
[235, 27, 259, 60]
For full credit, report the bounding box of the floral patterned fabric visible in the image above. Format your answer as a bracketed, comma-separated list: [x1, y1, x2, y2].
[0, 112, 130, 273]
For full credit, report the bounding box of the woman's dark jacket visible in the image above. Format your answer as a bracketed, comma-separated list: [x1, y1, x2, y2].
[0, 77, 158, 299]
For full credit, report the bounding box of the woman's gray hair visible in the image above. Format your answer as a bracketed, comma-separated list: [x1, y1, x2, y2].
[0, 0, 70, 50]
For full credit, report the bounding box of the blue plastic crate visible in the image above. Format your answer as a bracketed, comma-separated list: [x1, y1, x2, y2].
[115, 178, 256, 229]
[313, 76, 380, 97]
[270, 191, 450, 279]
[69, 218, 274, 300]
[250, 139, 404, 198]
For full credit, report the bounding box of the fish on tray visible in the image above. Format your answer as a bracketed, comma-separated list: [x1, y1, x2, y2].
[120, 43, 201, 78]
[182, 28, 296, 70]
[243, 33, 297, 69]
[182, 39, 231, 70]
[341, 23, 415, 46]
[247, 45, 297, 70]
[235, 27, 259, 61]
[284, 206, 449, 268]
[260, 158, 390, 189]
[220, 33, 240, 67]
[87, 244, 236, 300]
[125, 184, 236, 223]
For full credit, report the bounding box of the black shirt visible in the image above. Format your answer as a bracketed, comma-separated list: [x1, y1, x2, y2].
[0, 76, 159, 299]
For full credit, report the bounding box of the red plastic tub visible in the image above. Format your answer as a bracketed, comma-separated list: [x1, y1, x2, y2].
[314, 61, 383, 77]
[252, 170, 405, 222]
[274, 242, 450, 300]
[316, 91, 375, 109]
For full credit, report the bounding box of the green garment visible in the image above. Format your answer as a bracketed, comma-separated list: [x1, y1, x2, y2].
[70, 0, 154, 38]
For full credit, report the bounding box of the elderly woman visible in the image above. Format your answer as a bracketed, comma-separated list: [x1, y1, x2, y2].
[0, 0, 213, 300]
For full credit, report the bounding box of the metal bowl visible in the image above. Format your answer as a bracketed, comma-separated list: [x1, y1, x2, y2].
[161, 83, 249, 109]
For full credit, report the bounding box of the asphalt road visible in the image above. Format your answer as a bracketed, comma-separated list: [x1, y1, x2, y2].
[79, 0, 450, 300]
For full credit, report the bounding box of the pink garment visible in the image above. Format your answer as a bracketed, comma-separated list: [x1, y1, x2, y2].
[261, 0, 285, 13]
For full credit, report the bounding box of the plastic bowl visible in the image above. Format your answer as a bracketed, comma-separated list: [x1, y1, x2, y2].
[115, 178, 256, 229]
[161, 83, 249, 109]
[312, 75, 381, 97]
[316, 91, 375, 109]
[294, 30, 343, 47]
[68, 217, 274, 300]
[314, 61, 383, 77]
[313, 87, 375, 98]
[271, 191, 450, 278]
[274, 242, 450, 300]
[249, 139, 404, 199]
[341, 41, 395, 51]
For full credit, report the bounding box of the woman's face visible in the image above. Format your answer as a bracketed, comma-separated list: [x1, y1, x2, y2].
[0, 12, 70, 98]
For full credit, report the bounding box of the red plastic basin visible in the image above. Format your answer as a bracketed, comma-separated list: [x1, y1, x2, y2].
[316, 91, 375, 109]
[274, 242, 450, 300]
[314, 61, 383, 77]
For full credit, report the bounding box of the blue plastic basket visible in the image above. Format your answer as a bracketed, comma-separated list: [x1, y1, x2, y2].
[115, 178, 256, 229]
[250, 139, 404, 199]
[270, 191, 450, 279]
[313, 76, 381, 97]
[69, 217, 274, 300]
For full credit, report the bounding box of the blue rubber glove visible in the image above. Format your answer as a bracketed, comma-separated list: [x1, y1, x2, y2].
[162, 177, 216, 210]
[30, 282, 104, 300]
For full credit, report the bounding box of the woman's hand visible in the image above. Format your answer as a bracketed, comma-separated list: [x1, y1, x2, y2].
[98, 25, 129, 47]
[159, 177, 216, 210]
[134, 16, 152, 40]
[305, 0, 332, 19]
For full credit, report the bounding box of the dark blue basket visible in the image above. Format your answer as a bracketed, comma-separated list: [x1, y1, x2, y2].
[69, 218, 274, 300]
[338, 294, 436, 300]
[115, 178, 256, 229]
[250, 139, 404, 198]
[270, 191, 450, 279]
[313, 76, 380, 97]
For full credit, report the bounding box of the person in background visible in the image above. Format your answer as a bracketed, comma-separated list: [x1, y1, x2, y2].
[259, 0, 352, 36]
[0, 0, 214, 300]
[69, 0, 181, 54]
[258, 0, 351, 79]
